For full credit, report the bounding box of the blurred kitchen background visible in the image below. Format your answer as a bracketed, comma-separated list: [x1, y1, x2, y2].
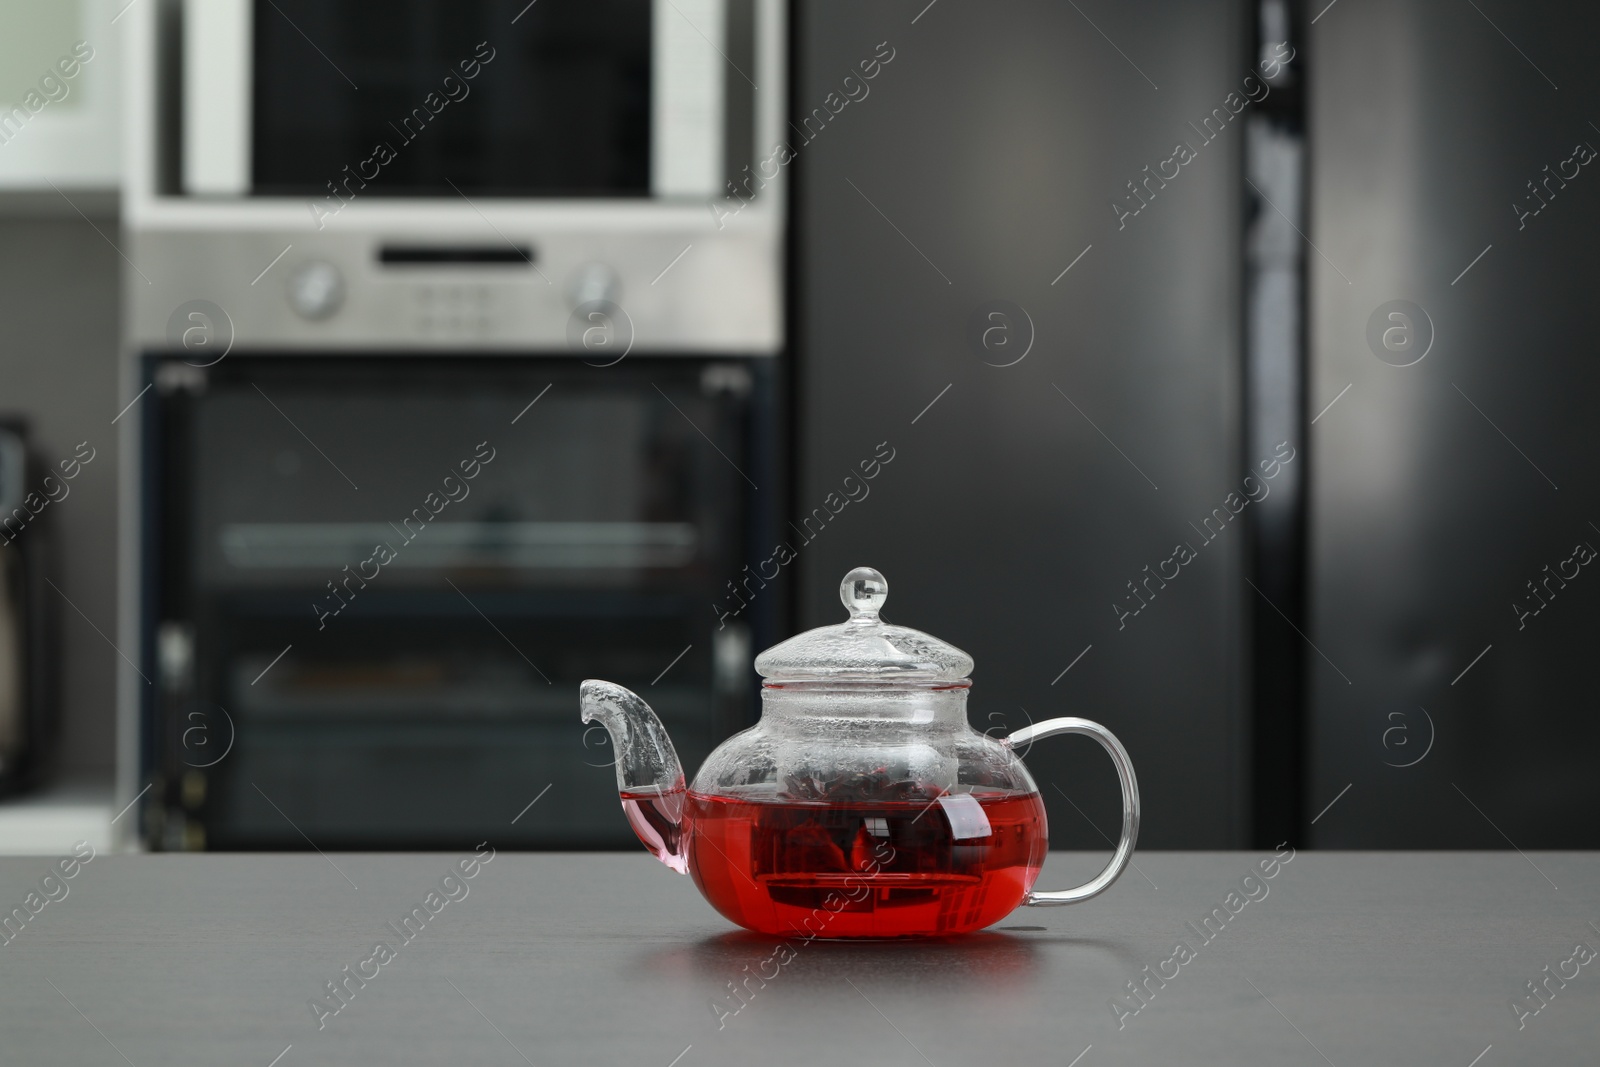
[0, 0, 1595, 855]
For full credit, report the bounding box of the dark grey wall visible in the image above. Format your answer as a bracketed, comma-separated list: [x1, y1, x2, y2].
[793, 0, 1253, 848]
[0, 199, 121, 775]
[1307, 1, 1600, 846]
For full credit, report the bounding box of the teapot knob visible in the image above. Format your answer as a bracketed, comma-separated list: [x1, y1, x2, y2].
[840, 567, 888, 621]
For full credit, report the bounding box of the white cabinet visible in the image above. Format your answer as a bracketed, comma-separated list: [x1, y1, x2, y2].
[0, 775, 115, 855]
[0, 0, 120, 189]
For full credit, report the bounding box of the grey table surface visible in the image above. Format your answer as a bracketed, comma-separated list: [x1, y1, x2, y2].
[1, 849, 1596, 1065]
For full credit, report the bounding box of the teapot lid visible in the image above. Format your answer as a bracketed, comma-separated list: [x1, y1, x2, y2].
[754, 567, 974, 683]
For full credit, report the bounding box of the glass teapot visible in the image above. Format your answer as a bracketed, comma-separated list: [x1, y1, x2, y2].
[581, 566, 1139, 938]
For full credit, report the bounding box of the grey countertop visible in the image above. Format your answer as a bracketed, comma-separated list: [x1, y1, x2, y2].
[1, 850, 1596, 1065]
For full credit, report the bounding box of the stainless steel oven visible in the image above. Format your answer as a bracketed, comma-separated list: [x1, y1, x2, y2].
[117, 0, 786, 848]
[120, 0, 784, 353]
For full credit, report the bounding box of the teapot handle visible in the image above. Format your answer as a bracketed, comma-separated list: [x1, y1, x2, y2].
[1006, 718, 1140, 906]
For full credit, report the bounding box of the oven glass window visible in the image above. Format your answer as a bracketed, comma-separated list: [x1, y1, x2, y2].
[252, 0, 652, 197]
[147, 357, 761, 849]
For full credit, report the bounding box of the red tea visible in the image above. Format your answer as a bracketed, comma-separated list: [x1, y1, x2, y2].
[621, 787, 688, 873]
[684, 789, 1047, 938]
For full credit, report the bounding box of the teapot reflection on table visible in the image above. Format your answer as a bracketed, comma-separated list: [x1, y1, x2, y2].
[581, 567, 1140, 939]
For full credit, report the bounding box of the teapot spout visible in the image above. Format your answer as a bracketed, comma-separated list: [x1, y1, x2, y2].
[579, 680, 688, 873]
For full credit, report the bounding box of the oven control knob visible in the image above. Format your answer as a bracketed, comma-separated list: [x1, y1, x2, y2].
[286, 260, 346, 321]
[568, 262, 619, 309]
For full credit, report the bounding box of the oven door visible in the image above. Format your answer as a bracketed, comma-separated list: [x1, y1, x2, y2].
[182, 0, 753, 201]
[142, 355, 768, 849]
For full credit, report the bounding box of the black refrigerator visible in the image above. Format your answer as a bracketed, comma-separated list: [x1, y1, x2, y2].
[1304, 0, 1600, 848]
[791, 0, 1261, 849]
